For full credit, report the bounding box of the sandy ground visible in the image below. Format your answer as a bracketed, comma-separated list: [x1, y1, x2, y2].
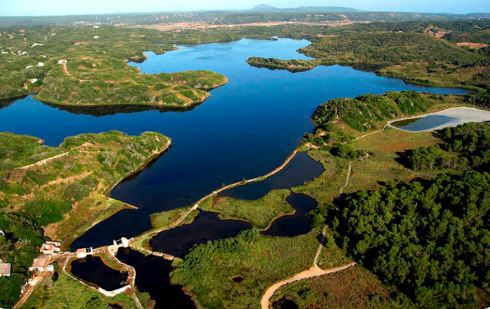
[388, 107, 490, 132]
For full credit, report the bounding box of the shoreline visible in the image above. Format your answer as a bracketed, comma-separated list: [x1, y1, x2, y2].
[387, 106, 490, 133]
[56, 136, 173, 251]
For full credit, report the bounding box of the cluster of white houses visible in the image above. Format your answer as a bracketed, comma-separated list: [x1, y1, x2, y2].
[28, 241, 61, 274]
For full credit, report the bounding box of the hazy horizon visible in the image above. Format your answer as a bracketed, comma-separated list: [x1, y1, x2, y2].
[0, 0, 489, 17]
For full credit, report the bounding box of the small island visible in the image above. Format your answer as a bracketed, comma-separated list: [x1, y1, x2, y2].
[247, 57, 320, 72]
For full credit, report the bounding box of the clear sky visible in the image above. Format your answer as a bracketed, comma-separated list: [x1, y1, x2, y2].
[0, 0, 489, 16]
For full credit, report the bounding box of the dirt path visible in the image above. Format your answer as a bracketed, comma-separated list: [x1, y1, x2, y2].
[61, 61, 70, 76]
[41, 171, 92, 188]
[338, 161, 353, 195]
[353, 128, 385, 141]
[16, 152, 69, 170]
[313, 225, 328, 267]
[260, 263, 356, 309]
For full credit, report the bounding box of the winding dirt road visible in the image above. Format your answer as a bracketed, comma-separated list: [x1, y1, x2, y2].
[260, 263, 356, 309]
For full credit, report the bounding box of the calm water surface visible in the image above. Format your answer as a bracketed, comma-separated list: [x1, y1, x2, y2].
[221, 152, 323, 200]
[262, 193, 317, 237]
[150, 211, 252, 257]
[116, 248, 196, 309]
[0, 38, 465, 249]
[70, 256, 128, 291]
[393, 115, 458, 132]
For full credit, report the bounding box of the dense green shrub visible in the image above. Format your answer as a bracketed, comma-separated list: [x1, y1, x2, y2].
[312, 91, 430, 132]
[326, 171, 489, 307]
[330, 144, 365, 160]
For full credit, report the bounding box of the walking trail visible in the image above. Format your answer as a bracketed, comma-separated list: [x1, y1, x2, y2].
[260, 262, 356, 309]
[16, 152, 69, 170]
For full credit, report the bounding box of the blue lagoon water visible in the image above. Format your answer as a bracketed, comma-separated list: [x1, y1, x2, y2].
[393, 115, 459, 132]
[0, 38, 466, 249]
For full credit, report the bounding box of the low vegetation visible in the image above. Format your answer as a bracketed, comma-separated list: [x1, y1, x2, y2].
[171, 229, 333, 309]
[272, 265, 413, 308]
[0, 131, 170, 247]
[201, 189, 294, 229]
[150, 207, 197, 229]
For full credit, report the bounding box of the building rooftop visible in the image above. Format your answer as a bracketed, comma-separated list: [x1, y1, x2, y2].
[0, 262, 12, 276]
[31, 255, 51, 268]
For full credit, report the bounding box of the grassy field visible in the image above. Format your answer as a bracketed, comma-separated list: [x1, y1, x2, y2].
[201, 189, 294, 229]
[346, 128, 441, 193]
[21, 271, 136, 309]
[0, 131, 170, 248]
[150, 207, 198, 229]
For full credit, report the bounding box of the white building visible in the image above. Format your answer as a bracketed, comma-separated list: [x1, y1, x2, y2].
[76, 247, 93, 259]
[31, 43, 44, 48]
[0, 261, 11, 277]
[40, 242, 61, 255]
[37, 62, 44, 67]
[30, 78, 38, 84]
[57, 59, 67, 65]
[93, 35, 100, 39]
[113, 237, 130, 248]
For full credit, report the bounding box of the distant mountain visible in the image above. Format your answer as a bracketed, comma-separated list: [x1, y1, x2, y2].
[251, 4, 278, 11]
[250, 4, 361, 13]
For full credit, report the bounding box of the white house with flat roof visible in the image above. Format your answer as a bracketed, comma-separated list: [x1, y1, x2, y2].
[0, 261, 11, 277]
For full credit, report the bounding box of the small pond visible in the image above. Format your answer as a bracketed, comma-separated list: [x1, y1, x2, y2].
[272, 297, 300, 309]
[262, 193, 317, 237]
[70, 256, 128, 291]
[392, 115, 458, 132]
